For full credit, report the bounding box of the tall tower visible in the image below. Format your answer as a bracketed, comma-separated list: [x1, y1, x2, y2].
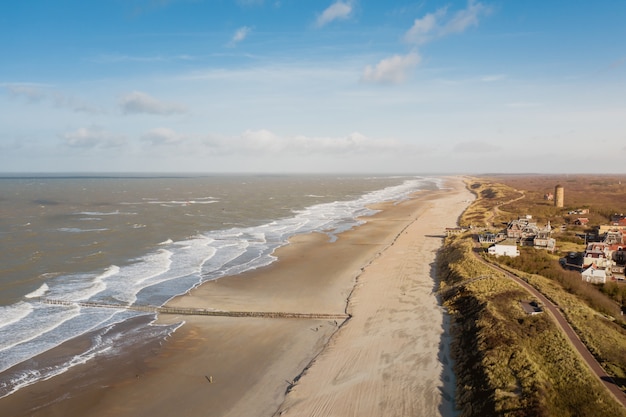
[555, 185, 564, 208]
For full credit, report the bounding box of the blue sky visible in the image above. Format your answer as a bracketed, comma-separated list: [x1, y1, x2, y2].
[1, 0, 625, 174]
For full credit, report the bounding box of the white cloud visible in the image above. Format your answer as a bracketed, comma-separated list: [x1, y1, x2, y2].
[316, 1, 352, 27]
[361, 52, 421, 84]
[141, 127, 186, 145]
[61, 127, 126, 148]
[442, 0, 489, 36]
[403, 9, 447, 45]
[403, 0, 489, 45]
[215, 129, 417, 156]
[231, 26, 252, 45]
[5, 84, 102, 114]
[120, 91, 187, 115]
[366, 1, 488, 85]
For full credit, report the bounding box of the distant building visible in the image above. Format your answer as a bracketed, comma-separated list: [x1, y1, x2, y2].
[583, 242, 610, 268]
[506, 217, 538, 239]
[488, 241, 520, 257]
[445, 227, 467, 237]
[581, 265, 607, 284]
[555, 185, 564, 208]
[478, 233, 497, 244]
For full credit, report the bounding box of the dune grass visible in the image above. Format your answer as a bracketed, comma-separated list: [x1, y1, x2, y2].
[438, 235, 626, 417]
[441, 175, 626, 416]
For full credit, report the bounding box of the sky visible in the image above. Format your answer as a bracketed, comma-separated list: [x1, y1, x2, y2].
[1, 0, 625, 174]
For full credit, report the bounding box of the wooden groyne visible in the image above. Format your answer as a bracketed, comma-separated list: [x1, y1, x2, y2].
[38, 298, 350, 320]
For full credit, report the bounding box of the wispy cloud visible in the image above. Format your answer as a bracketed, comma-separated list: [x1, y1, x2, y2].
[481, 74, 506, 82]
[91, 53, 197, 64]
[363, 0, 490, 85]
[403, 8, 447, 45]
[230, 26, 252, 46]
[120, 91, 187, 115]
[361, 52, 421, 84]
[453, 140, 500, 153]
[4, 84, 103, 114]
[141, 127, 186, 145]
[61, 127, 127, 149]
[316, 1, 353, 27]
[205, 129, 418, 156]
[404, 0, 490, 45]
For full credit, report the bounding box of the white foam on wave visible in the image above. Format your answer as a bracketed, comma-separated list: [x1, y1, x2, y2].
[75, 265, 120, 301]
[0, 303, 34, 330]
[74, 210, 136, 216]
[0, 305, 81, 357]
[57, 227, 109, 233]
[24, 283, 49, 299]
[96, 249, 174, 305]
[0, 311, 170, 400]
[0, 176, 441, 397]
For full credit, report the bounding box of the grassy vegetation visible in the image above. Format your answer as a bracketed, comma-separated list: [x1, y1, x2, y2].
[438, 235, 626, 417]
[494, 247, 623, 319]
[460, 178, 524, 228]
[440, 175, 626, 416]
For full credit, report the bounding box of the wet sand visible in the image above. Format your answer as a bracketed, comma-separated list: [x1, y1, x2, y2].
[0, 177, 472, 417]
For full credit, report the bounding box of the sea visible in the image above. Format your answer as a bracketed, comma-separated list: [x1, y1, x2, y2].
[0, 174, 442, 398]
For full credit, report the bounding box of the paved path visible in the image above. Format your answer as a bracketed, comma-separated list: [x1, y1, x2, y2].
[474, 255, 626, 408]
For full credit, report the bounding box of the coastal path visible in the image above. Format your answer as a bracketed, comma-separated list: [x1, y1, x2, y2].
[38, 298, 350, 321]
[472, 254, 626, 408]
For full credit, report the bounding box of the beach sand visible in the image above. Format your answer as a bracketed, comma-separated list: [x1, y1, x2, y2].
[0, 177, 472, 417]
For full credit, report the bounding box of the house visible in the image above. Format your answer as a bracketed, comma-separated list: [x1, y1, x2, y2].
[583, 242, 610, 268]
[534, 235, 556, 251]
[581, 264, 607, 284]
[568, 209, 589, 215]
[574, 218, 589, 226]
[488, 241, 520, 257]
[478, 233, 497, 244]
[506, 217, 538, 239]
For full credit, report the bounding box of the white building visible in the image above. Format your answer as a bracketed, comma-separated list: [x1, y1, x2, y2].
[581, 265, 607, 284]
[488, 242, 520, 257]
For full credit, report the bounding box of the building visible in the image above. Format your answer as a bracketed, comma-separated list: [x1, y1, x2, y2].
[478, 233, 497, 244]
[445, 227, 467, 237]
[555, 185, 564, 208]
[506, 216, 538, 239]
[583, 242, 610, 268]
[488, 241, 520, 257]
[581, 264, 607, 284]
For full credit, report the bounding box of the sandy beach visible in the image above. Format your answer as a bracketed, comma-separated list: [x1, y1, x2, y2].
[0, 176, 472, 417]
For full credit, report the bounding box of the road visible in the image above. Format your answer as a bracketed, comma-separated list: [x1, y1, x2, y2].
[474, 254, 626, 408]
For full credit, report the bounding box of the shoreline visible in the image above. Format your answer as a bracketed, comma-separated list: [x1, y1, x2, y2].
[0, 176, 472, 417]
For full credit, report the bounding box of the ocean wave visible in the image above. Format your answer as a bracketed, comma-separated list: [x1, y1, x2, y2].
[0, 303, 34, 331]
[57, 228, 109, 233]
[74, 210, 137, 216]
[24, 283, 49, 299]
[0, 176, 440, 396]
